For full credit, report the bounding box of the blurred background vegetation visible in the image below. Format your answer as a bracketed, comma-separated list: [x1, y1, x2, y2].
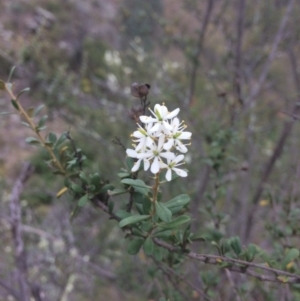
[1, 0, 300, 300]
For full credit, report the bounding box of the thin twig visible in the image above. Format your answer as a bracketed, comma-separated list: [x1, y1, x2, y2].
[243, 43, 300, 241]
[234, 0, 246, 105]
[96, 200, 300, 284]
[153, 259, 212, 301]
[244, 0, 295, 109]
[9, 162, 34, 301]
[188, 0, 215, 105]
[154, 260, 193, 301]
[225, 269, 242, 301]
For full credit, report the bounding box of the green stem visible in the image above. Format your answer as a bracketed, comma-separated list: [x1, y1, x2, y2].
[151, 172, 160, 217]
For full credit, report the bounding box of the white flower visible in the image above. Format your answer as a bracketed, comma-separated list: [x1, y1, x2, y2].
[131, 123, 154, 152]
[140, 104, 180, 134]
[126, 148, 150, 172]
[160, 154, 187, 181]
[163, 117, 192, 153]
[136, 135, 174, 174]
[126, 103, 191, 177]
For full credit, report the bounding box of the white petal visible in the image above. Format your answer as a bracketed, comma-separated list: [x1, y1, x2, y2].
[132, 159, 141, 172]
[163, 138, 174, 150]
[163, 121, 172, 131]
[132, 131, 145, 138]
[157, 134, 166, 150]
[154, 104, 162, 112]
[160, 152, 175, 160]
[159, 161, 168, 169]
[174, 154, 184, 163]
[151, 157, 160, 174]
[176, 143, 188, 153]
[159, 105, 168, 118]
[137, 152, 152, 159]
[178, 132, 192, 139]
[135, 140, 146, 152]
[173, 168, 187, 177]
[171, 117, 180, 130]
[149, 123, 161, 133]
[146, 137, 154, 148]
[167, 108, 180, 119]
[143, 159, 150, 171]
[140, 116, 157, 123]
[166, 169, 172, 181]
[126, 149, 138, 158]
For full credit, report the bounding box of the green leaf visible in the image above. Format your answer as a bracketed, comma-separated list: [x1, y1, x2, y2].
[246, 244, 257, 262]
[229, 236, 242, 256]
[143, 237, 154, 256]
[47, 132, 57, 144]
[99, 184, 114, 194]
[11, 99, 19, 111]
[119, 215, 150, 228]
[135, 203, 144, 215]
[71, 183, 85, 194]
[34, 104, 45, 117]
[78, 194, 88, 207]
[125, 157, 134, 170]
[25, 137, 40, 145]
[121, 178, 151, 188]
[121, 178, 151, 194]
[143, 197, 152, 215]
[107, 188, 127, 196]
[108, 201, 114, 214]
[115, 210, 132, 220]
[0, 80, 5, 90]
[165, 194, 190, 209]
[79, 172, 89, 184]
[132, 228, 145, 237]
[37, 126, 47, 132]
[127, 238, 145, 255]
[26, 107, 34, 118]
[158, 215, 191, 229]
[155, 201, 172, 222]
[118, 172, 130, 178]
[282, 248, 299, 268]
[21, 122, 31, 128]
[90, 173, 101, 187]
[55, 132, 67, 147]
[38, 115, 48, 128]
[7, 66, 16, 83]
[153, 229, 173, 239]
[17, 87, 30, 99]
[153, 245, 163, 261]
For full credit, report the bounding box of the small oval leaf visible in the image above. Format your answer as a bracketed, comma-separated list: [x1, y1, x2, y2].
[155, 201, 172, 222]
[127, 238, 145, 255]
[158, 215, 191, 229]
[143, 237, 154, 256]
[78, 194, 89, 207]
[119, 214, 150, 228]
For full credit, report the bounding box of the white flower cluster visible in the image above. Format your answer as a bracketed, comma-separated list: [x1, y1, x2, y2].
[126, 104, 192, 181]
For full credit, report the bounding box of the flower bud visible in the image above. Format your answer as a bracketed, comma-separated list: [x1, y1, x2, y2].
[130, 83, 151, 98]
